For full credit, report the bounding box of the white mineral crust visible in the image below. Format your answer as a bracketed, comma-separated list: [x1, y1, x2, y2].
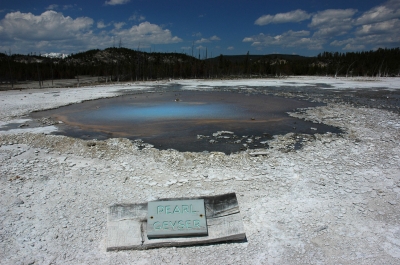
[0, 77, 399, 264]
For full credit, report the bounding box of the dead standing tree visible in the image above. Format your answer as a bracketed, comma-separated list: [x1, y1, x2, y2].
[50, 61, 54, 86]
[36, 62, 42, 89]
[334, 62, 344, 78]
[7, 49, 14, 89]
[377, 59, 385, 77]
[346, 61, 356, 77]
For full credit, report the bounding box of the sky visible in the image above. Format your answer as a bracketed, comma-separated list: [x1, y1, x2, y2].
[0, 0, 399, 57]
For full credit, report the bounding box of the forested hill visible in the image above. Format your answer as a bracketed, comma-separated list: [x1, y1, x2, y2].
[1, 47, 399, 85]
[206, 54, 309, 63]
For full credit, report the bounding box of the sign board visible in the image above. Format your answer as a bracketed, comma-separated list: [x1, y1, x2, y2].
[147, 199, 208, 238]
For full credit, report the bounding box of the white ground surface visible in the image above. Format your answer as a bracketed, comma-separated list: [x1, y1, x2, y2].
[1, 77, 400, 264]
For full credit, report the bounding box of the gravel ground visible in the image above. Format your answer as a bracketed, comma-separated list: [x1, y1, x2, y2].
[0, 77, 400, 264]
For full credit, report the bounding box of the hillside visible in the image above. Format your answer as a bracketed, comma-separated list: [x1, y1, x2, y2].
[1, 47, 399, 88]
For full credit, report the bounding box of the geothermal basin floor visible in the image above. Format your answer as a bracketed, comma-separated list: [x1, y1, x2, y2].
[0, 77, 400, 264]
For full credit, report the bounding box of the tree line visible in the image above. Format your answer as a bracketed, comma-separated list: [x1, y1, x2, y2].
[1, 47, 399, 88]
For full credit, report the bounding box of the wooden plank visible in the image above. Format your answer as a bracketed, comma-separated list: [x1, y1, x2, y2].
[106, 193, 246, 251]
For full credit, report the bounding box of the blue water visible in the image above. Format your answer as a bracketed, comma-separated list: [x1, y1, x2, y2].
[81, 102, 240, 122]
[30, 90, 341, 153]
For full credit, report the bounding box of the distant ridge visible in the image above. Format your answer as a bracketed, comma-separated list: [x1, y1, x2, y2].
[1, 47, 399, 85]
[206, 54, 310, 63]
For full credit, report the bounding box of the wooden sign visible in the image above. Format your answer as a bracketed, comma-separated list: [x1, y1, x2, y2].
[107, 193, 246, 251]
[147, 199, 208, 238]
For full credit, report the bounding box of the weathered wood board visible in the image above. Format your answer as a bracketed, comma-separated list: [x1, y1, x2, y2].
[107, 193, 246, 251]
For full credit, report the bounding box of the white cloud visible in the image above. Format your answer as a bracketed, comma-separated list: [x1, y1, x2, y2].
[309, 9, 357, 28]
[227, 46, 234, 50]
[255, 9, 311, 25]
[46, 4, 59, 10]
[331, 31, 400, 50]
[63, 5, 74, 10]
[330, 40, 348, 46]
[111, 22, 182, 45]
[0, 11, 93, 41]
[113, 22, 125, 30]
[356, 0, 400, 25]
[312, 26, 352, 38]
[195, 38, 209, 44]
[328, 1, 400, 50]
[0, 11, 182, 54]
[249, 8, 358, 51]
[309, 9, 357, 38]
[129, 14, 145, 22]
[356, 18, 400, 36]
[105, 0, 130, 6]
[243, 30, 322, 50]
[246, 2, 400, 52]
[97, 20, 108, 29]
[244, 30, 310, 43]
[195, 35, 221, 44]
[342, 43, 366, 50]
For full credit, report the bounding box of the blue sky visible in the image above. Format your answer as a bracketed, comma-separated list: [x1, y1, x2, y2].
[0, 0, 399, 56]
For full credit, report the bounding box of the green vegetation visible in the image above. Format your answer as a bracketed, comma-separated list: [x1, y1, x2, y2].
[1, 47, 399, 86]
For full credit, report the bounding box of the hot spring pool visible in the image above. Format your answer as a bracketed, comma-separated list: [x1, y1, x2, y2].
[30, 90, 341, 153]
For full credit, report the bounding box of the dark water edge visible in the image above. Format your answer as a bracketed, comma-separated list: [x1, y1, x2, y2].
[29, 89, 342, 154]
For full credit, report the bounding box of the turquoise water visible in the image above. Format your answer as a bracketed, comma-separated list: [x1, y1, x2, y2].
[30, 91, 341, 153]
[84, 102, 240, 121]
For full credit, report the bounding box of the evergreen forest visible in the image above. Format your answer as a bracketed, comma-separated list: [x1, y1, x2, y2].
[1, 47, 399, 87]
